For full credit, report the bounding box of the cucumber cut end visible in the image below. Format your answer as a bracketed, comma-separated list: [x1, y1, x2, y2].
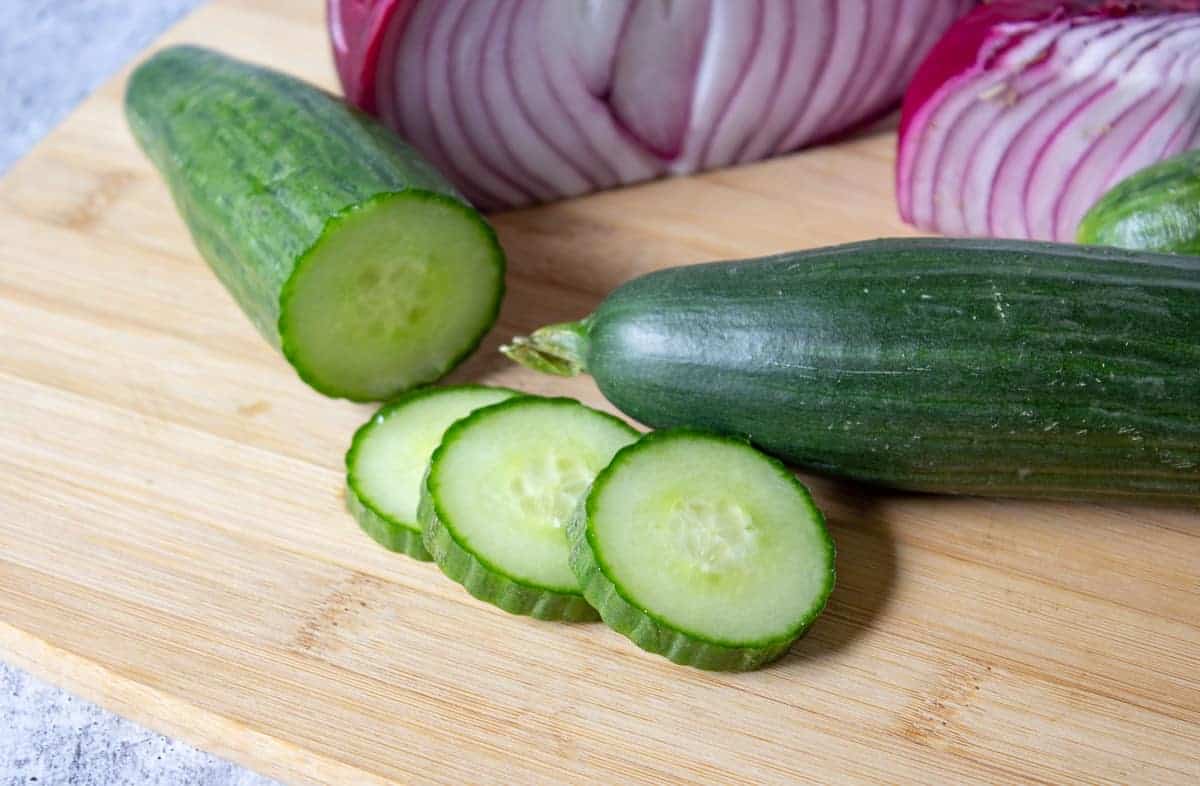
[345, 385, 519, 557]
[572, 429, 836, 669]
[281, 191, 504, 401]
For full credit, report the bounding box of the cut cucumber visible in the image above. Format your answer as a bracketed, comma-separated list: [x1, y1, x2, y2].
[420, 397, 639, 620]
[568, 430, 835, 671]
[345, 385, 520, 559]
[506, 237, 1200, 502]
[126, 46, 504, 401]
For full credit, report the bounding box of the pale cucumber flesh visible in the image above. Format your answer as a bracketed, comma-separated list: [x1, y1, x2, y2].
[281, 192, 504, 401]
[579, 430, 835, 650]
[426, 397, 639, 594]
[346, 385, 519, 552]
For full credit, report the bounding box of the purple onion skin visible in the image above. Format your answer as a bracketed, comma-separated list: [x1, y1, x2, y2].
[328, 0, 414, 113]
[898, 0, 1200, 242]
[330, 0, 976, 210]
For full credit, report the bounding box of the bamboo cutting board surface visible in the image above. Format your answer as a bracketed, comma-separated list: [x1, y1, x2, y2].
[1, 1, 1198, 783]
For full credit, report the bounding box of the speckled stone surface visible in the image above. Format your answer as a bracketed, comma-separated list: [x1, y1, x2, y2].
[2, 1, 197, 173]
[0, 666, 276, 785]
[1, 3, 280, 784]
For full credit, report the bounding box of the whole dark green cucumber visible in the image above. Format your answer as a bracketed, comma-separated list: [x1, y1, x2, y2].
[126, 45, 504, 401]
[1078, 149, 1200, 255]
[504, 238, 1200, 503]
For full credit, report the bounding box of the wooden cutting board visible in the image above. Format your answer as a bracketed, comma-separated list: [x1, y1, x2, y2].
[1, 1, 1197, 783]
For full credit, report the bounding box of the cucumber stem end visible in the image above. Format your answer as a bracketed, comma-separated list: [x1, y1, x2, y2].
[501, 320, 591, 377]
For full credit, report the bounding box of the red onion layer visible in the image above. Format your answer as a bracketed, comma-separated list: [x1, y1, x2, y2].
[329, 0, 976, 210]
[897, 1, 1200, 242]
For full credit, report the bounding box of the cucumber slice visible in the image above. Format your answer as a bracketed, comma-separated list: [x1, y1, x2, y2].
[345, 385, 520, 559]
[568, 429, 836, 671]
[420, 397, 639, 620]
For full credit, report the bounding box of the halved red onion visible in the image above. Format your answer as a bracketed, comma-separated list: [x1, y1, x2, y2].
[327, 0, 414, 113]
[897, 1, 1200, 242]
[329, 0, 975, 209]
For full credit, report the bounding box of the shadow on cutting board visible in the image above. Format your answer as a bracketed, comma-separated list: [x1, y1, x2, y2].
[775, 479, 898, 667]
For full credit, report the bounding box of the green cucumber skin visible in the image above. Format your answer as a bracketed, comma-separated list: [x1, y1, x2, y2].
[581, 239, 1200, 502]
[568, 431, 836, 671]
[419, 477, 599, 622]
[125, 46, 504, 399]
[345, 481, 432, 561]
[125, 45, 455, 343]
[1078, 150, 1200, 255]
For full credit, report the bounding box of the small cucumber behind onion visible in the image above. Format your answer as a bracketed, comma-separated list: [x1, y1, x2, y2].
[420, 397, 639, 621]
[1078, 149, 1200, 255]
[345, 385, 519, 559]
[569, 429, 835, 671]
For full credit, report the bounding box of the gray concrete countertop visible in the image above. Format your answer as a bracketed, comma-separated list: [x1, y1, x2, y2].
[1, 667, 274, 785]
[1, 3, 280, 784]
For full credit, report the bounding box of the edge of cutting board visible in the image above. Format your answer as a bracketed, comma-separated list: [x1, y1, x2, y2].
[1, 1, 1197, 784]
[0, 619, 387, 785]
[0, 4, 387, 783]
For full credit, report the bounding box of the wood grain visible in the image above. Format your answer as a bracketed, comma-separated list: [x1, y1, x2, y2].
[0, 1, 1196, 783]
